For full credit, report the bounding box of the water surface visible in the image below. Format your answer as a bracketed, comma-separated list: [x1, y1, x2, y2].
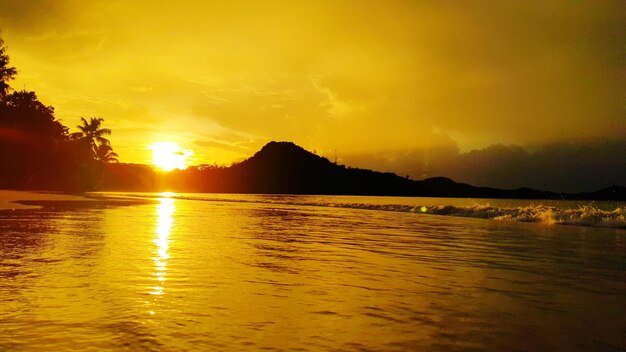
[1, 194, 625, 351]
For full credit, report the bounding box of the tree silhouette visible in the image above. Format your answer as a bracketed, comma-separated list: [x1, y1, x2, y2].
[73, 117, 112, 147]
[94, 144, 119, 163]
[0, 35, 119, 191]
[0, 90, 69, 188]
[0, 37, 17, 99]
[2, 90, 67, 137]
[71, 116, 119, 163]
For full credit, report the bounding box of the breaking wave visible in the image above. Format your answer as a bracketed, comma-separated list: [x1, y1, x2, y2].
[96, 193, 626, 229]
[281, 202, 625, 229]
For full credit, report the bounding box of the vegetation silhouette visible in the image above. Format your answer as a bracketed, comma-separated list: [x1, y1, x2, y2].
[94, 144, 119, 163]
[101, 141, 626, 200]
[0, 36, 118, 192]
[73, 117, 113, 150]
[0, 37, 17, 98]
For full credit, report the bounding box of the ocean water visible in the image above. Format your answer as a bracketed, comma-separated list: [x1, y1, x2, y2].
[0, 193, 625, 351]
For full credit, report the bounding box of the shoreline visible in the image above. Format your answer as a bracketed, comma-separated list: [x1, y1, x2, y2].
[0, 190, 156, 210]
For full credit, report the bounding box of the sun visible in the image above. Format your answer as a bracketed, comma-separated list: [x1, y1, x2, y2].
[149, 142, 193, 171]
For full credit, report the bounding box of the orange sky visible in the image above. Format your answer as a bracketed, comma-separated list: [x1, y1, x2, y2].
[0, 1, 624, 175]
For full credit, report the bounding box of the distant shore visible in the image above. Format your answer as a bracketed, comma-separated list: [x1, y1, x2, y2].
[0, 190, 156, 210]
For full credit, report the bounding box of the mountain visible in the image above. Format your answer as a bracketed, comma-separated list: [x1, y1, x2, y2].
[105, 141, 625, 200]
[571, 185, 626, 201]
[179, 141, 419, 195]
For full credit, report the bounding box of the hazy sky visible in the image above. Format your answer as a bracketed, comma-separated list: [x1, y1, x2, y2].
[0, 1, 624, 191]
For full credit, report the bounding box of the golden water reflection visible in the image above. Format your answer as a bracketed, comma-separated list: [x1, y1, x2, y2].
[150, 197, 175, 297]
[2, 194, 625, 351]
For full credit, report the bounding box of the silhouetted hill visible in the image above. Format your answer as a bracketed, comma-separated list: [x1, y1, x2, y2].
[105, 141, 624, 200]
[222, 141, 417, 195]
[571, 185, 626, 201]
[230, 142, 339, 193]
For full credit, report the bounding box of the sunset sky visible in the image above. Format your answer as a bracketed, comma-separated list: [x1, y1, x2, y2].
[0, 1, 624, 192]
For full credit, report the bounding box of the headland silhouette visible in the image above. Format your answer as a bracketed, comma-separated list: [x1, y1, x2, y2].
[103, 141, 626, 200]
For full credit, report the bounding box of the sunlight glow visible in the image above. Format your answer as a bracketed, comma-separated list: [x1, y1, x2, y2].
[149, 142, 193, 171]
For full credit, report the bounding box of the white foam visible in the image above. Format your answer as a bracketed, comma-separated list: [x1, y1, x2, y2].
[329, 203, 626, 229]
[97, 192, 626, 229]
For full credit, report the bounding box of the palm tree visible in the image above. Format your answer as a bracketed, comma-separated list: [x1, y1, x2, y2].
[94, 144, 119, 163]
[73, 117, 111, 147]
[69, 118, 118, 191]
[70, 117, 117, 160]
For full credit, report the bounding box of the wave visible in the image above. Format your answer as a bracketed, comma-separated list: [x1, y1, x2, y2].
[422, 204, 625, 228]
[97, 193, 626, 229]
[305, 203, 625, 229]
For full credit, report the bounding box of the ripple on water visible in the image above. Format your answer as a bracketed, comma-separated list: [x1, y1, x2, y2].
[0, 196, 625, 351]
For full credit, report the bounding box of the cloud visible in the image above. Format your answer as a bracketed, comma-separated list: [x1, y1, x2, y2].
[0, 0, 624, 186]
[344, 138, 626, 193]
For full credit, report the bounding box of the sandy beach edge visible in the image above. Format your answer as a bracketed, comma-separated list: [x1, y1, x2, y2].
[0, 190, 157, 210]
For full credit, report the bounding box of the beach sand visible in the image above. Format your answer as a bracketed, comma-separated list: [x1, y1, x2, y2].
[0, 190, 156, 210]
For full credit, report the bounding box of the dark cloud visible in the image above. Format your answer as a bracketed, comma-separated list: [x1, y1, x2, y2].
[344, 138, 626, 193]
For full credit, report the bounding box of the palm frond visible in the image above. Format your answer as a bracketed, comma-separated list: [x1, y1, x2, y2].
[96, 136, 111, 146]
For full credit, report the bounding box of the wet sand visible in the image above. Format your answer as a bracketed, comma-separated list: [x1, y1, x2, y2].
[0, 190, 156, 210]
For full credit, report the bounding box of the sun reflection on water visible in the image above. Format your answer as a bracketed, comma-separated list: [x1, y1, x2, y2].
[150, 197, 175, 297]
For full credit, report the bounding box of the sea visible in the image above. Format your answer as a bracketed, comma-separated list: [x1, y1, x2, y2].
[1, 193, 625, 351]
